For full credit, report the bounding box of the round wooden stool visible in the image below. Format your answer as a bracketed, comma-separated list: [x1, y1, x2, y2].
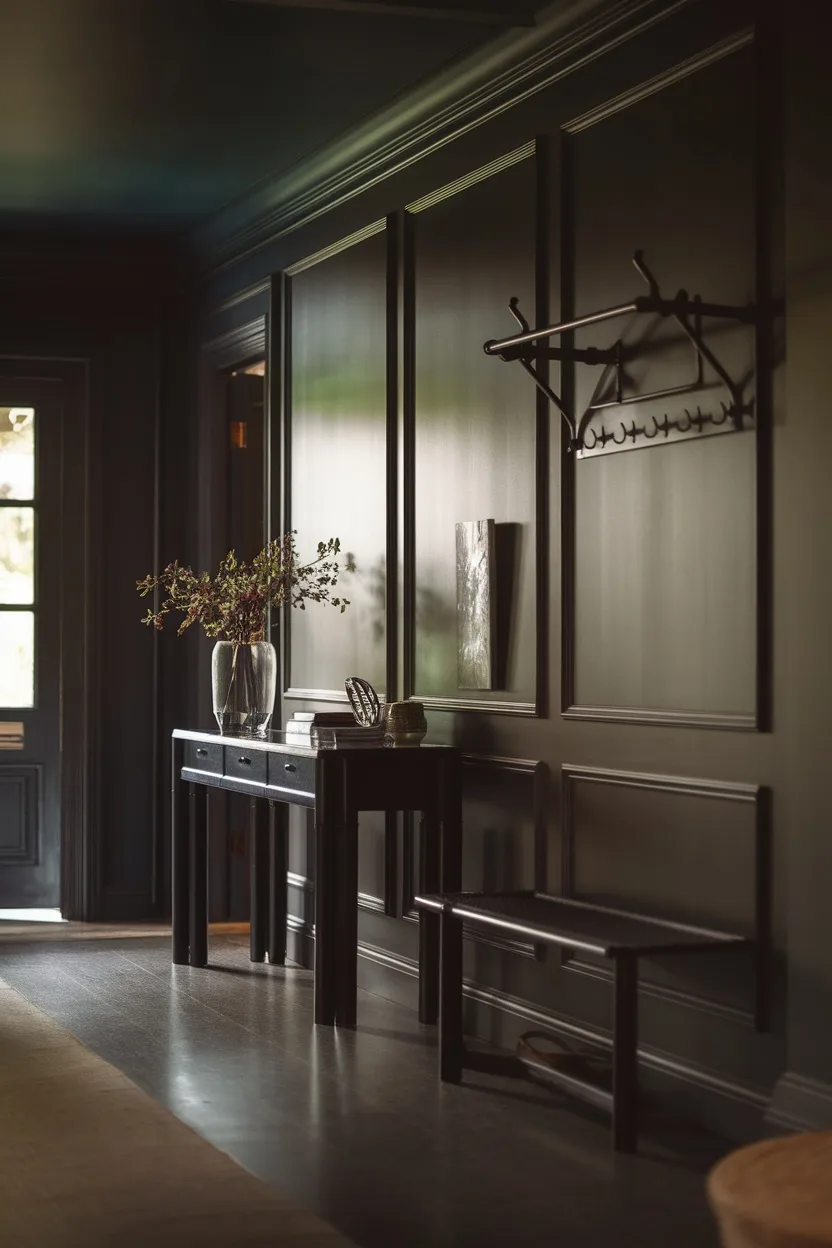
[707, 1133, 832, 1248]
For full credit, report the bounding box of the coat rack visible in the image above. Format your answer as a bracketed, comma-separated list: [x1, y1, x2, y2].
[483, 251, 758, 457]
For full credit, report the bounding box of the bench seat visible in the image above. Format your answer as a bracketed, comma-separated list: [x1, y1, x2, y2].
[415, 889, 751, 1152]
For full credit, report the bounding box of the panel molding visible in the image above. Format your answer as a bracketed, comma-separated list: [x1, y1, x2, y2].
[280, 222, 390, 703]
[560, 764, 769, 1028]
[558, 29, 765, 730]
[202, 317, 267, 370]
[358, 892, 387, 915]
[419, 695, 537, 716]
[212, 278, 271, 318]
[193, 0, 696, 272]
[0, 766, 41, 866]
[562, 704, 758, 730]
[285, 881, 388, 921]
[409, 137, 547, 717]
[285, 220, 387, 276]
[406, 141, 536, 214]
[402, 753, 548, 962]
[563, 27, 753, 133]
[289, 858, 392, 920]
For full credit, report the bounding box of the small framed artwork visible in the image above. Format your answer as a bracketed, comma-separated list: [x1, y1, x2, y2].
[456, 518, 496, 690]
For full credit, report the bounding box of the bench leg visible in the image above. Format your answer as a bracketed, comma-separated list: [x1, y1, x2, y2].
[440, 912, 464, 1083]
[419, 813, 440, 1024]
[612, 953, 639, 1152]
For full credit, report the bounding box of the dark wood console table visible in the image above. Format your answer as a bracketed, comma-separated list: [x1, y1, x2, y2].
[171, 729, 461, 1027]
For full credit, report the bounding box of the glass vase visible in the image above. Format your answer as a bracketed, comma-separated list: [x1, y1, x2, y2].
[212, 641, 276, 738]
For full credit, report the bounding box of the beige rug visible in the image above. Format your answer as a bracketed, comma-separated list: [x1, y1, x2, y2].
[0, 977, 354, 1247]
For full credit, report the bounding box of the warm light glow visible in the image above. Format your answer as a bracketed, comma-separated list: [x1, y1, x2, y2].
[230, 420, 248, 449]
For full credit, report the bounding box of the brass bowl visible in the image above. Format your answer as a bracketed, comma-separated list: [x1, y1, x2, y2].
[383, 701, 427, 747]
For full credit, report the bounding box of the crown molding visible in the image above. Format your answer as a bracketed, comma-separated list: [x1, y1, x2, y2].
[191, 0, 693, 276]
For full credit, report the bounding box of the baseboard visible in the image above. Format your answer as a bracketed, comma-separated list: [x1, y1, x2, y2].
[356, 942, 768, 1143]
[286, 916, 315, 969]
[767, 1071, 832, 1132]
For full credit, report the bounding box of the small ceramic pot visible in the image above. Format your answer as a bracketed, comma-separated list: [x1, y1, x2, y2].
[383, 700, 427, 747]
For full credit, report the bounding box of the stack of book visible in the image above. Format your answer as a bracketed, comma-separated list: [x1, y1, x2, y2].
[284, 710, 386, 748]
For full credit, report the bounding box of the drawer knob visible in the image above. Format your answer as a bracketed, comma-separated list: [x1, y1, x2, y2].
[238, 756, 251, 766]
[284, 763, 296, 773]
[196, 748, 208, 757]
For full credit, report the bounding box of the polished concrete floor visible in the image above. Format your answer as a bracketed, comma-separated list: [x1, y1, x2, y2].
[0, 936, 725, 1247]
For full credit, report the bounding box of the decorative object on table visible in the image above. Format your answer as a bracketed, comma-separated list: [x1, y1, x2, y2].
[286, 711, 357, 734]
[137, 533, 352, 737]
[456, 518, 495, 690]
[383, 700, 427, 747]
[344, 676, 383, 726]
[284, 709, 384, 748]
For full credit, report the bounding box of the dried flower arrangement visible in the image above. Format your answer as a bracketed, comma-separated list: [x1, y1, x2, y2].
[137, 532, 352, 644]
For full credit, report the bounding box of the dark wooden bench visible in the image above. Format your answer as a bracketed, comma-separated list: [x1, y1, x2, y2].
[414, 890, 753, 1152]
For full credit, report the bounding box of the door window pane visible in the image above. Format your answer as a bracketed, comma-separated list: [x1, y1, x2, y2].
[0, 408, 35, 500]
[0, 612, 34, 706]
[0, 508, 35, 603]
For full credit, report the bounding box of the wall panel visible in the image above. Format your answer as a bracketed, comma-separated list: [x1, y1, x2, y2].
[285, 226, 389, 699]
[410, 148, 540, 712]
[562, 765, 765, 1024]
[564, 41, 759, 725]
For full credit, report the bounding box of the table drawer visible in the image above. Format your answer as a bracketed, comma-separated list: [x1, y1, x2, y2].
[184, 740, 223, 774]
[268, 753, 316, 799]
[224, 745, 268, 786]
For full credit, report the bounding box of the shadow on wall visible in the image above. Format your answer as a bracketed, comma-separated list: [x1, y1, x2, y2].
[350, 520, 522, 694]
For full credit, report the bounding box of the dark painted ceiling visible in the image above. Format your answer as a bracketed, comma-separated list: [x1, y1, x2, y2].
[0, 0, 535, 234]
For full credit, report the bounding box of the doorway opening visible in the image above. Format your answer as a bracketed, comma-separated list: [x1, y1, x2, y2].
[213, 357, 268, 923]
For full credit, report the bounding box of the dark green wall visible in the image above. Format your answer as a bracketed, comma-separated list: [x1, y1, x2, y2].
[187, 0, 832, 1144]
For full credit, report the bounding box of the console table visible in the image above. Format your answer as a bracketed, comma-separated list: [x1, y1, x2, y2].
[171, 729, 461, 1026]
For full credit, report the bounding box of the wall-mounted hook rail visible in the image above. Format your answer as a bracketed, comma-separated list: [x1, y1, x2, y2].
[483, 250, 758, 455]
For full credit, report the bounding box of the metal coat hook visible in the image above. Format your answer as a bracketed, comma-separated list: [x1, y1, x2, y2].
[483, 250, 757, 455]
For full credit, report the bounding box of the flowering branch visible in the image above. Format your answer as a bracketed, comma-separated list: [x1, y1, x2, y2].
[137, 533, 352, 645]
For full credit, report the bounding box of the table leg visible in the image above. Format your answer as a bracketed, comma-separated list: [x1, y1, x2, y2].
[171, 739, 189, 965]
[268, 802, 287, 966]
[189, 784, 208, 968]
[419, 812, 440, 1025]
[249, 798, 269, 963]
[314, 818, 337, 1025]
[440, 757, 463, 894]
[336, 818, 359, 1027]
[612, 953, 639, 1152]
[440, 911, 464, 1083]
